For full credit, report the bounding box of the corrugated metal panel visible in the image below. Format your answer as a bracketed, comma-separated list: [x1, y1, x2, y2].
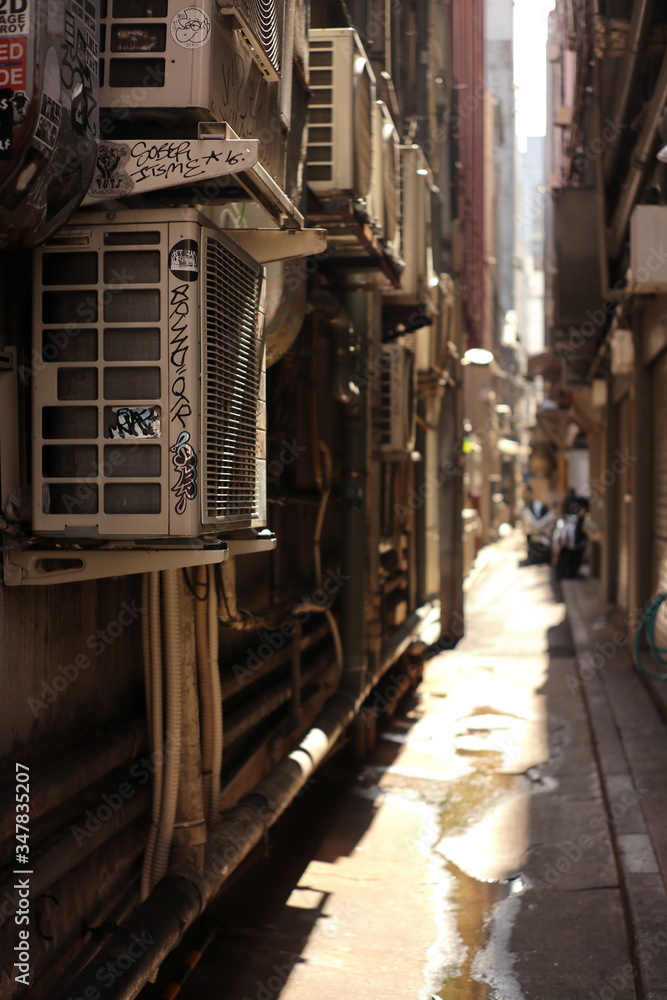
[652, 351, 667, 646]
[617, 394, 630, 610]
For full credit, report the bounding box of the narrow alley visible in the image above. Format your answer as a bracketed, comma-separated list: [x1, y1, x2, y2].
[136, 533, 667, 1000]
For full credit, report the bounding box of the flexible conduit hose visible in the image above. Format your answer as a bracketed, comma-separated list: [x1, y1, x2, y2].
[633, 592, 667, 681]
[207, 563, 223, 824]
[313, 441, 344, 676]
[141, 571, 165, 900]
[194, 565, 214, 825]
[150, 569, 183, 886]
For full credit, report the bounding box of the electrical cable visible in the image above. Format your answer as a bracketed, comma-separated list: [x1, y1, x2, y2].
[633, 592, 667, 681]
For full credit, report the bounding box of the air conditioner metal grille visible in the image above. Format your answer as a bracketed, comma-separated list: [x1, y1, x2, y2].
[307, 40, 334, 185]
[378, 343, 416, 455]
[204, 236, 263, 522]
[217, 0, 285, 79]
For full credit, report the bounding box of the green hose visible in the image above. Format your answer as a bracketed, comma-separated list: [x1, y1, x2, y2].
[633, 592, 667, 681]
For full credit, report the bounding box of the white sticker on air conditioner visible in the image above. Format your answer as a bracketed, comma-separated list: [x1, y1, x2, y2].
[170, 7, 211, 49]
[169, 239, 199, 281]
[107, 407, 161, 440]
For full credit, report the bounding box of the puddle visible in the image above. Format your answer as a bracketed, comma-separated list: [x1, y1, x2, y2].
[436, 864, 503, 999]
[436, 763, 519, 837]
[432, 760, 529, 999]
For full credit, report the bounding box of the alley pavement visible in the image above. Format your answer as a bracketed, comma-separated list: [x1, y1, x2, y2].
[145, 532, 667, 1000]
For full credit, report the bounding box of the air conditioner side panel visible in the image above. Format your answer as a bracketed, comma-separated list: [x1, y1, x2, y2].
[166, 220, 204, 538]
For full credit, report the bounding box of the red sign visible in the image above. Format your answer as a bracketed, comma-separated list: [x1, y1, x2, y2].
[0, 36, 26, 88]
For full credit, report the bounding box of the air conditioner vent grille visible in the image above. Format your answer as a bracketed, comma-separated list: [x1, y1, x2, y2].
[306, 41, 333, 185]
[217, 0, 285, 79]
[204, 237, 263, 522]
[378, 344, 416, 454]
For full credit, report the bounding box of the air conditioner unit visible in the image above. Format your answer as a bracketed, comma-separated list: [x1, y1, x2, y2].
[306, 27, 376, 214]
[377, 343, 416, 457]
[384, 145, 437, 311]
[377, 101, 401, 262]
[628, 205, 667, 293]
[216, 0, 286, 81]
[32, 208, 266, 541]
[99, 0, 291, 185]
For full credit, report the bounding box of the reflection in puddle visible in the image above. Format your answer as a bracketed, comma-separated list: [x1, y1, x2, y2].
[435, 762, 527, 999]
[437, 863, 503, 999]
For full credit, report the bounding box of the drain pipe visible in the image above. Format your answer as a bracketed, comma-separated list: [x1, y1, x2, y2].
[339, 286, 368, 708]
[604, 0, 654, 185]
[52, 685, 361, 1000]
[51, 587, 434, 1000]
[608, 44, 667, 259]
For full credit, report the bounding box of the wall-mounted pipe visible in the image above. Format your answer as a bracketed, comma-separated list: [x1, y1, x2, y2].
[608, 46, 667, 259]
[52, 598, 434, 1000]
[604, 0, 654, 185]
[0, 721, 146, 844]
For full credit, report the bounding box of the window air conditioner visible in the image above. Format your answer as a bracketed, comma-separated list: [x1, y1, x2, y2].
[385, 145, 437, 311]
[99, 0, 291, 184]
[377, 343, 417, 457]
[32, 208, 266, 540]
[306, 28, 377, 217]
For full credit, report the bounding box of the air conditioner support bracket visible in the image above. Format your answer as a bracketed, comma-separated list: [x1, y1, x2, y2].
[221, 228, 327, 262]
[82, 138, 260, 206]
[3, 534, 277, 586]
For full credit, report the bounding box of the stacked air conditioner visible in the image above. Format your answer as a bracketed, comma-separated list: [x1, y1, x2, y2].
[32, 209, 267, 540]
[377, 343, 417, 458]
[306, 28, 381, 247]
[385, 145, 437, 312]
[99, 0, 291, 187]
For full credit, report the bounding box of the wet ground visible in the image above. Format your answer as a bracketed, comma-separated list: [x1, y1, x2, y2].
[144, 533, 667, 1000]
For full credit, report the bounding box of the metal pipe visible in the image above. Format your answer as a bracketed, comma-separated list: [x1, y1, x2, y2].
[219, 620, 330, 701]
[290, 621, 302, 728]
[0, 721, 146, 841]
[223, 654, 330, 748]
[0, 788, 150, 923]
[50, 597, 435, 1000]
[339, 286, 369, 707]
[604, 0, 654, 185]
[608, 46, 667, 259]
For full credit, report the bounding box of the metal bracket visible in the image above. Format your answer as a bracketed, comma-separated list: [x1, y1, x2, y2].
[221, 228, 327, 263]
[3, 533, 276, 586]
[82, 137, 260, 206]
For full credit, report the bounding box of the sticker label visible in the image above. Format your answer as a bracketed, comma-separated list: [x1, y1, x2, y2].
[0, 86, 11, 159]
[169, 239, 199, 281]
[34, 92, 61, 150]
[170, 430, 198, 514]
[170, 7, 211, 49]
[0, 0, 29, 36]
[89, 141, 133, 199]
[107, 407, 161, 440]
[0, 36, 26, 88]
